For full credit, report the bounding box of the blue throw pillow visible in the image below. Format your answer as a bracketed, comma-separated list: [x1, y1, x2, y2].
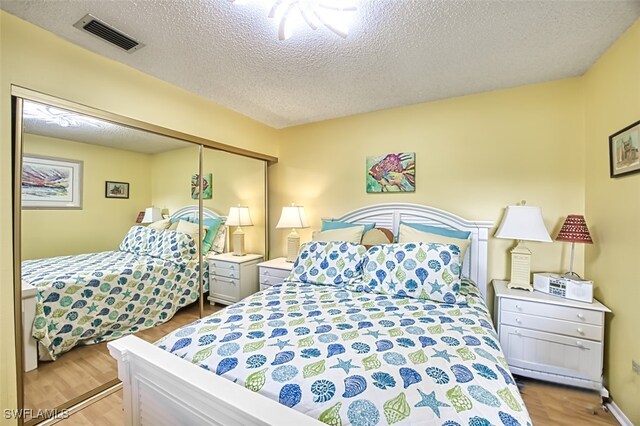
[193, 218, 223, 253]
[401, 222, 470, 240]
[322, 219, 375, 233]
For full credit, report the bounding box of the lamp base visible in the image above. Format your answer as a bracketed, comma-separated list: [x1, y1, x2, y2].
[232, 227, 246, 256]
[508, 241, 532, 291]
[286, 230, 300, 263]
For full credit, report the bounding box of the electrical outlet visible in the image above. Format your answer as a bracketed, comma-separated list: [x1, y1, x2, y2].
[633, 360, 640, 375]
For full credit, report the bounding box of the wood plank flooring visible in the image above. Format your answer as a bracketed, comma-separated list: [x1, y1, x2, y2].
[57, 376, 620, 425]
[23, 301, 220, 412]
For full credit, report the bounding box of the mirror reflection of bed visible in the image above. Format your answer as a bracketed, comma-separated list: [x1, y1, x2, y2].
[18, 99, 268, 418]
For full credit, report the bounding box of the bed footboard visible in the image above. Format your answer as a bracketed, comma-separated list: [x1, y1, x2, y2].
[108, 335, 322, 426]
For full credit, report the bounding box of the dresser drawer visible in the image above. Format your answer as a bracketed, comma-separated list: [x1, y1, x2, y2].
[260, 267, 291, 280]
[501, 298, 602, 326]
[210, 276, 239, 303]
[209, 261, 240, 279]
[501, 311, 602, 341]
[259, 274, 287, 288]
[500, 325, 603, 382]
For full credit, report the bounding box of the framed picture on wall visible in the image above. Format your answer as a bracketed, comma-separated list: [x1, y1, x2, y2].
[105, 181, 130, 199]
[609, 119, 640, 178]
[22, 155, 83, 209]
[366, 152, 416, 193]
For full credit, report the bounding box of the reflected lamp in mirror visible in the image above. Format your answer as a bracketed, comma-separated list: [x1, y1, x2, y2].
[141, 207, 162, 224]
[495, 202, 552, 291]
[227, 206, 253, 256]
[556, 215, 593, 279]
[276, 204, 309, 262]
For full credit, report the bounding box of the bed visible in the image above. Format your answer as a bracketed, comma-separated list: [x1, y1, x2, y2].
[21, 206, 225, 367]
[108, 203, 532, 425]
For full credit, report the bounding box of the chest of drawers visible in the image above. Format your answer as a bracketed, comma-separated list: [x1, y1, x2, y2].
[493, 279, 611, 392]
[207, 253, 262, 305]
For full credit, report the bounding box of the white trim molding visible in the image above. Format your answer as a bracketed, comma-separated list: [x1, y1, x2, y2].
[606, 400, 633, 426]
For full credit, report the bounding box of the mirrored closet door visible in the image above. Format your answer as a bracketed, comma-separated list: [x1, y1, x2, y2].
[13, 88, 272, 425]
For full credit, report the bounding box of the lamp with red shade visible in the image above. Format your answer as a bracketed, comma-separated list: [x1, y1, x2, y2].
[556, 215, 593, 278]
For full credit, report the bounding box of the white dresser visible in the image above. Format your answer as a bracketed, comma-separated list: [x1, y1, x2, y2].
[492, 279, 611, 393]
[258, 257, 293, 291]
[207, 253, 263, 305]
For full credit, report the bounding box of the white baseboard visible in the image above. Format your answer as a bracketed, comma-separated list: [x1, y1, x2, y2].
[606, 400, 633, 426]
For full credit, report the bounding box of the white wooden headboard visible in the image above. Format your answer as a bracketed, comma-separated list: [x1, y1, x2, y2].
[170, 205, 226, 223]
[329, 203, 494, 300]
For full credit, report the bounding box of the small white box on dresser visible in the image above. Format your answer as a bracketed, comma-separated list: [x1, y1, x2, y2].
[258, 257, 294, 291]
[492, 279, 611, 393]
[207, 253, 263, 305]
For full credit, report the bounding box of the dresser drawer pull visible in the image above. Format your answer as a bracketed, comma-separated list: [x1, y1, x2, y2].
[577, 328, 584, 335]
[577, 313, 585, 320]
[576, 341, 584, 348]
[515, 304, 522, 310]
[515, 318, 521, 324]
[263, 270, 270, 275]
[514, 330, 520, 335]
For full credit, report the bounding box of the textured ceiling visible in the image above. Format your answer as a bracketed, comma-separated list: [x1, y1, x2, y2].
[3, 1, 639, 128]
[23, 101, 192, 154]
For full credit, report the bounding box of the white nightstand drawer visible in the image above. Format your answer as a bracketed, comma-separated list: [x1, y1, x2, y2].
[501, 311, 602, 341]
[259, 274, 287, 288]
[211, 263, 240, 279]
[210, 276, 239, 302]
[500, 325, 603, 382]
[502, 298, 602, 326]
[260, 268, 291, 280]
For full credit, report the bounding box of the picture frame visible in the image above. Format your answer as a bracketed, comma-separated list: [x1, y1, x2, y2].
[191, 173, 213, 199]
[22, 155, 83, 209]
[609, 119, 640, 178]
[105, 181, 130, 199]
[366, 152, 416, 193]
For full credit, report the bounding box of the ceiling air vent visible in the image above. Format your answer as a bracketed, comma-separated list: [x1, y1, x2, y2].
[73, 14, 145, 53]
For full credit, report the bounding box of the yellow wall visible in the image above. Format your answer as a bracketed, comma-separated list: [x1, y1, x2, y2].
[151, 146, 267, 255]
[583, 20, 640, 424]
[0, 12, 279, 423]
[270, 78, 587, 283]
[21, 134, 152, 260]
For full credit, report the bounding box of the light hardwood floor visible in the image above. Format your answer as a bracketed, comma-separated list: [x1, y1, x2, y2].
[57, 376, 620, 425]
[24, 301, 220, 412]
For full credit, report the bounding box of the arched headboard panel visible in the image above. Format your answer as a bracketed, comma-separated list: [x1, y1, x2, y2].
[329, 203, 494, 300]
[170, 205, 225, 223]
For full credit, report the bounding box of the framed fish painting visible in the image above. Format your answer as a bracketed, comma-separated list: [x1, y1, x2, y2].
[191, 173, 213, 199]
[366, 152, 415, 193]
[22, 155, 83, 209]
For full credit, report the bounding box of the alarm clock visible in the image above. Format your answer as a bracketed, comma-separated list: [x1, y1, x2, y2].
[533, 273, 594, 303]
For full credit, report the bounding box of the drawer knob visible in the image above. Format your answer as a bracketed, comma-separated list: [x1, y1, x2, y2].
[230, 265, 236, 269]
[514, 330, 520, 335]
[576, 341, 584, 348]
[264, 270, 270, 275]
[577, 328, 584, 335]
[515, 304, 522, 310]
[515, 318, 522, 324]
[577, 313, 585, 320]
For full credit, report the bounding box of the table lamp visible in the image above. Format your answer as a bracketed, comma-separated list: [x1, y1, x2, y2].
[495, 202, 552, 291]
[141, 207, 162, 224]
[556, 214, 593, 278]
[276, 204, 309, 262]
[226, 206, 253, 256]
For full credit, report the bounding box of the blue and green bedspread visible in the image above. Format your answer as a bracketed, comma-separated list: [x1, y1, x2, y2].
[23, 249, 202, 360]
[157, 280, 532, 426]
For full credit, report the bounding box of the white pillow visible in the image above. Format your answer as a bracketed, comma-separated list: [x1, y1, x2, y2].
[147, 218, 171, 230]
[175, 220, 208, 253]
[398, 223, 470, 259]
[312, 225, 365, 243]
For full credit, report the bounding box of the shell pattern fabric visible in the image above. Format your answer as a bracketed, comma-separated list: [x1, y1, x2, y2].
[23, 243, 207, 360]
[158, 280, 532, 426]
[353, 243, 465, 304]
[286, 241, 367, 286]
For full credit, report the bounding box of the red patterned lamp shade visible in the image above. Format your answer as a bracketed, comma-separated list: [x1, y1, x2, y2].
[556, 215, 593, 244]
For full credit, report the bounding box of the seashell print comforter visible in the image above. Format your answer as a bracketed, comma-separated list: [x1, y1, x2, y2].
[157, 280, 532, 426]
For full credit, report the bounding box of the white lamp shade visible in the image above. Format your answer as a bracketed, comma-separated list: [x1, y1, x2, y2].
[495, 205, 552, 242]
[276, 206, 309, 229]
[226, 206, 253, 227]
[141, 207, 162, 224]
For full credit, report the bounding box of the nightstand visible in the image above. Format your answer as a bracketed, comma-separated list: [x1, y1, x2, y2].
[258, 257, 293, 291]
[207, 253, 263, 305]
[492, 279, 611, 393]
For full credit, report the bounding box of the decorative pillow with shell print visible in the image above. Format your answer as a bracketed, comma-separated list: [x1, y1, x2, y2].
[354, 242, 465, 303]
[286, 241, 367, 286]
